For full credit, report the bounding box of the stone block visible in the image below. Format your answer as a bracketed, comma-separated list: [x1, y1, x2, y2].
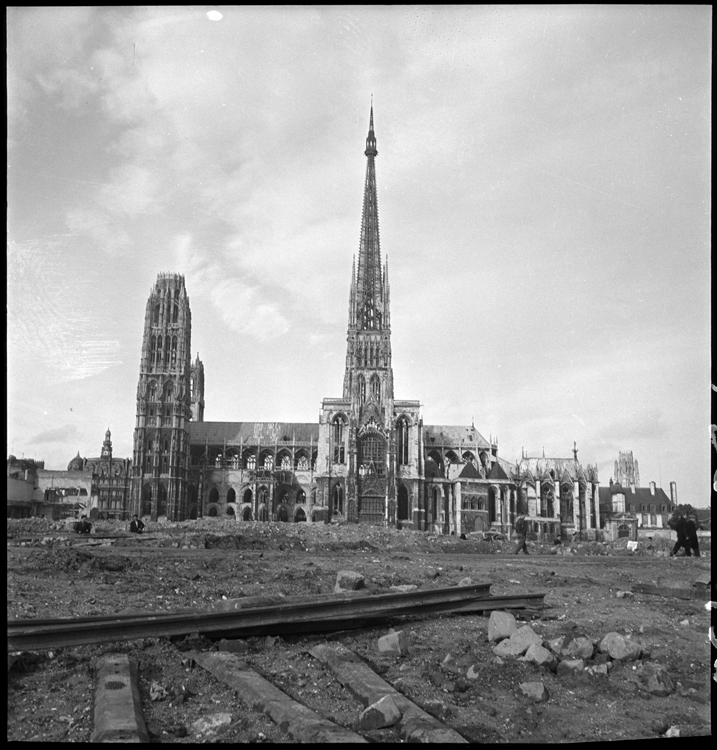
[519, 681, 549, 702]
[488, 610, 518, 643]
[355, 694, 401, 730]
[458, 577, 473, 586]
[378, 630, 408, 657]
[616, 590, 634, 598]
[524, 644, 557, 669]
[562, 636, 594, 660]
[509, 625, 543, 653]
[599, 632, 642, 661]
[556, 659, 585, 676]
[390, 584, 417, 593]
[334, 570, 365, 593]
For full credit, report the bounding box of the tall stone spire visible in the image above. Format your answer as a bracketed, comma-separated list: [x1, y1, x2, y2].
[343, 104, 393, 406]
[355, 103, 385, 333]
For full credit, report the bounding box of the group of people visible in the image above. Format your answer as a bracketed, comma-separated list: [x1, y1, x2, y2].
[511, 509, 701, 557]
[670, 510, 701, 557]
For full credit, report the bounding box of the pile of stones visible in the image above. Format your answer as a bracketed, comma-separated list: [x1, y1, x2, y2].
[487, 610, 675, 699]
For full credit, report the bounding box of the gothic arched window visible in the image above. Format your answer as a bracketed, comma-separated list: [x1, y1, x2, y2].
[332, 415, 346, 464]
[397, 416, 409, 466]
[358, 375, 366, 404]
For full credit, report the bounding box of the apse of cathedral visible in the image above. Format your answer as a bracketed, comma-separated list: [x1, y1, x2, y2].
[128, 107, 602, 539]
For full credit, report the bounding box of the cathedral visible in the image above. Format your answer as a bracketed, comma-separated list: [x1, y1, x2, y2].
[128, 107, 601, 540]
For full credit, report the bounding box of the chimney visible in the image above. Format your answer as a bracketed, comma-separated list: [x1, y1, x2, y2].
[669, 481, 677, 505]
[649, 481, 656, 496]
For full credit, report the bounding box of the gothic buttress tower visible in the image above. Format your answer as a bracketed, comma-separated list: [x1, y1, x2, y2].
[131, 274, 198, 520]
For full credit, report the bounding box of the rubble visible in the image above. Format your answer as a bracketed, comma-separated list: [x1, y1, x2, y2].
[377, 630, 408, 657]
[629, 663, 674, 697]
[519, 681, 549, 702]
[493, 625, 542, 657]
[556, 658, 585, 676]
[598, 632, 642, 661]
[561, 636, 594, 660]
[191, 713, 234, 737]
[355, 695, 401, 730]
[523, 644, 557, 669]
[334, 570, 365, 593]
[487, 610, 518, 643]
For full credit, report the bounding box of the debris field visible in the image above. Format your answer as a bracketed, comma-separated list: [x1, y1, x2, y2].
[7, 517, 712, 743]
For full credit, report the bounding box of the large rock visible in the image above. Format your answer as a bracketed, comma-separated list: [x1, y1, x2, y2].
[494, 625, 543, 657]
[631, 663, 674, 696]
[524, 643, 557, 669]
[519, 681, 549, 702]
[562, 636, 594, 660]
[378, 630, 408, 657]
[334, 570, 365, 593]
[556, 658, 585, 676]
[599, 632, 642, 661]
[488, 611, 518, 643]
[355, 694, 402, 730]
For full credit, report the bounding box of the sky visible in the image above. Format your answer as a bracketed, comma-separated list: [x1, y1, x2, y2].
[7, 6, 711, 507]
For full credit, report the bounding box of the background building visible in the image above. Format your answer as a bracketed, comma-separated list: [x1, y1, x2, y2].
[7, 456, 43, 518]
[598, 451, 676, 541]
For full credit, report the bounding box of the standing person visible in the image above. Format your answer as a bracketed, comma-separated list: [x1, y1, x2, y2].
[513, 513, 529, 555]
[129, 514, 145, 534]
[670, 512, 690, 557]
[685, 514, 701, 557]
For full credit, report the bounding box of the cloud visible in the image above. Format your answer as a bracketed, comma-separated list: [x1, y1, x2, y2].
[209, 278, 289, 340]
[31, 424, 82, 444]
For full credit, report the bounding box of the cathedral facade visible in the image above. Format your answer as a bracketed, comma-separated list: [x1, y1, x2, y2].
[128, 108, 601, 540]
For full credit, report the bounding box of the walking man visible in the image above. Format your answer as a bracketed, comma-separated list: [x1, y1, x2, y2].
[513, 513, 529, 555]
[670, 511, 691, 557]
[685, 513, 701, 557]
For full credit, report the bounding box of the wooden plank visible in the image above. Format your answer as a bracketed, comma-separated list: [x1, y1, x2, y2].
[192, 651, 366, 743]
[631, 584, 711, 600]
[309, 644, 467, 743]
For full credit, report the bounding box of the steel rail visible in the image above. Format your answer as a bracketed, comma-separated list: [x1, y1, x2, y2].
[7, 583, 497, 651]
[7, 583, 492, 629]
[211, 593, 547, 638]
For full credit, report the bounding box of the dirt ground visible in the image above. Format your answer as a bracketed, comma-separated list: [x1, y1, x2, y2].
[7, 517, 713, 743]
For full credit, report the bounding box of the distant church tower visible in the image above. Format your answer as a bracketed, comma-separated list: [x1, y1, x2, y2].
[131, 274, 199, 520]
[614, 450, 640, 490]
